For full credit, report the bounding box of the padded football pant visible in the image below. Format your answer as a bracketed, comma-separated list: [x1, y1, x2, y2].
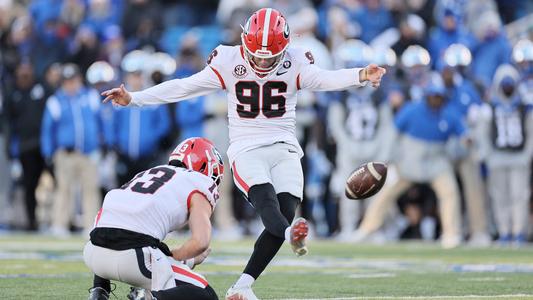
[244, 187, 300, 279]
[84, 243, 217, 299]
[358, 171, 462, 244]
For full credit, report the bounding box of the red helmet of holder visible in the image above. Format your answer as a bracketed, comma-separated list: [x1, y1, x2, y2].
[169, 137, 224, 186]
[241, 8, 290, 76]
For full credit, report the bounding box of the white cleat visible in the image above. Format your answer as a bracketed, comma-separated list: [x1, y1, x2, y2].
[290, 217, 309, 257]
[225, 285, 259, 300]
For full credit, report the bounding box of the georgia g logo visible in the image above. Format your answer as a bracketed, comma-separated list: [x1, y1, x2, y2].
[283, 23, 290, 39]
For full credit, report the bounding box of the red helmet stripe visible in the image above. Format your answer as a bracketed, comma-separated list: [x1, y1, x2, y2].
[261, 8, 273, 50]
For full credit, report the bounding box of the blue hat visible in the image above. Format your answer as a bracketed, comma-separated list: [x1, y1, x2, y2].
[500, 75, 515, 88]
[425, 73, 446, 96]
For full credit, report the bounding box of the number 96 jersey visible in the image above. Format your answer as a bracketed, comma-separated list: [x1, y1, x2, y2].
[95, 166, 219, 241]
[208, 45, 366, 163]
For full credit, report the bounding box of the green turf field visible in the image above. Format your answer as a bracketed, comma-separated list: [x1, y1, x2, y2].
[1, 234, 533, 299]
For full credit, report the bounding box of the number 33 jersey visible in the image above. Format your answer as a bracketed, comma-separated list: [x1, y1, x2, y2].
[95, 166, 219, 241]
[130, 45, 366, 163]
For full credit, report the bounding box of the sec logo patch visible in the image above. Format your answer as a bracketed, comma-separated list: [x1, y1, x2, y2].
[233, 65, 248, 78]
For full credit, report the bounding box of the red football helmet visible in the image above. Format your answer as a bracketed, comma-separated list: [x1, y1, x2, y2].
[169, 137, 224, 186]
[241, 8, 290, 76]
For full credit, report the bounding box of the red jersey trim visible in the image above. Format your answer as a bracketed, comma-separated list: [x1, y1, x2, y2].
[232, 161, 250, 193]
[94, 208, 103, 226]
[187, 190, 211, 211]
[209, 66, 226, 90]
[171, 265, 208, 287]
[239, 45, 245, 59]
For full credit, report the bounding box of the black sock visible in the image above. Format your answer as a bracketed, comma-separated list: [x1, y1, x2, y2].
[243, 192, 300, 279]
[92, 275, 111, 293]
[152, 284, 218, 300]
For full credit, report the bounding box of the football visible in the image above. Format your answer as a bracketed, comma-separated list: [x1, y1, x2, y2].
[345, 162, 387, 200]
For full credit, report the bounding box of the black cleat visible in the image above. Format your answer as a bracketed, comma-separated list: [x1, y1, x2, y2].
[88, 287, 109, 300]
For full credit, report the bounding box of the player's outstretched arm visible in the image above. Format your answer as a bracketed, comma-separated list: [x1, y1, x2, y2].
[102, 66, 223, 107]
[171, 193, 213, 265]
[299, 62, 386, 91]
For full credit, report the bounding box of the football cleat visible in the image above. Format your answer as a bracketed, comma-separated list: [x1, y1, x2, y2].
[289, 217, 309, 256]
[88, 287, 109, 300]
[225, 285, 258, 300]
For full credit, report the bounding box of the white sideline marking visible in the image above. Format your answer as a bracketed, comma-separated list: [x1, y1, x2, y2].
[280, 294, 533, 300]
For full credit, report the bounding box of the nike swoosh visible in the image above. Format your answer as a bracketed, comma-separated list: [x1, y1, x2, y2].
[288, 149, 297, 153]
[276, 70, 288, 76]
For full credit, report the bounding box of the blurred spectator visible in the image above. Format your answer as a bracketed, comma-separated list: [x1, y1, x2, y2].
[477, 64, 533, 246]
[428, 8, 475, 70]
[82, 0, 122, 40]
[59, 0, 86, 30]
[471, 10, 511, 92]
[121, 0, 161, 48]
[4, 63, 47, 231]
[328, 40, 395, 240]
[86, 60, 118, 191]
[42, 63, 62, 97]
[440, 44, 491, 247]
[114, 51, 171, 186]
[400, 45, 431, 102]
[0, 73, 9, 228]
[40, 64, 106, 236]
[512, 39, 533, 103]
[355, 73, 465, 248]
[390, 14, 426, 59]
[355, 0, 394, 44]
[68, 26, 101, 75]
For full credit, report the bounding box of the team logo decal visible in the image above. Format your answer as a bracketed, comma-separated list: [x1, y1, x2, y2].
[283, 23, 290, 39]
[233, 65, 248, 78]
[283, 60, 291, 69]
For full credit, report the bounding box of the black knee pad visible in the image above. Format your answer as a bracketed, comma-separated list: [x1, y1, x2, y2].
[277, 192, 300, 223]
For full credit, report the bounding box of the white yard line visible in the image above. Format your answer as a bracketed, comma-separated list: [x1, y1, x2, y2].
[280, 294, 533, 300]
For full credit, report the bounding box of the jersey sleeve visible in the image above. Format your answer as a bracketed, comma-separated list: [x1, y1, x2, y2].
[130, 47, 225, 107]
[294, 49, 367, 91]
[187, 173, 220, 211]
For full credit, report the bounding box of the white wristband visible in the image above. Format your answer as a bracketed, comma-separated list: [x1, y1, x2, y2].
[183, 258, 195, 269]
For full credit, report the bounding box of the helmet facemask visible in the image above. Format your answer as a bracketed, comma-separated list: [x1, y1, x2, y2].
[241, 34, 287, 76]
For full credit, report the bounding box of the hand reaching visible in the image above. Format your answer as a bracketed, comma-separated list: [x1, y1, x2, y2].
[363, 63, 387, 88]
[193, 248, 211, 267]
[101, 84, 132, 106]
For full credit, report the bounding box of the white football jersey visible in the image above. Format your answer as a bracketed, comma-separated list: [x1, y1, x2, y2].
[130, 45, 366, 163]
[95, 165, 219, 241]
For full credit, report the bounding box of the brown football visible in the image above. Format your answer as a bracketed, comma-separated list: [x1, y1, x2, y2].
[345, 162, 387, 200]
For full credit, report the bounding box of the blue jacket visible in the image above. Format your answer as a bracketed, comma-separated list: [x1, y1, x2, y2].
[445, 77, 482, 118]
[175, 98, 206, 140]
[395, 100, 465, 143]
[428, 27, 475, 70]
[113, 105, 170, 159]
[354, 6, 393, 44]
[471, 33, 512, 88]
[41, 87, 109, 160]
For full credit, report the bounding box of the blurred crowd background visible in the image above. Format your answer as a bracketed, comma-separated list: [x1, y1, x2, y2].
[1, 0, 532, 248]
